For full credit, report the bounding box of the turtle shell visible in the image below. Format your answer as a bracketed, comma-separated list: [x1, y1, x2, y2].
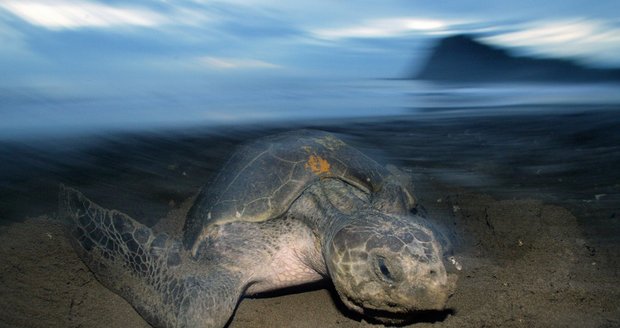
[183, 130, 404, 249]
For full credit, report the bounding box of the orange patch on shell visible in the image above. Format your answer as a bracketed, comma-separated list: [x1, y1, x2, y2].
[305, 155, 331, 175]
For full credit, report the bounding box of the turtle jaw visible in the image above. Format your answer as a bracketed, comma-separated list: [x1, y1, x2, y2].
[332, 270, 455, 314]
[334, 283, 455, 325]
[324, 213, 457, 322]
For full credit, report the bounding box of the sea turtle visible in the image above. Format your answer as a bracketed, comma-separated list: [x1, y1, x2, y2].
[59, 130, 457, 328]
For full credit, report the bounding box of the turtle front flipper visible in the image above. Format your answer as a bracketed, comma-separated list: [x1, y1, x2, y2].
[59, 185, 243, 328]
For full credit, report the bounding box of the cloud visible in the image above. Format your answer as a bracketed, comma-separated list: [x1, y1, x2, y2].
[311, 17, 463, 40]
[0, 20, 30, 56]
[482, 19, 620, 66]
[0, 0, 169, 30]
[197, 56, 280, 69]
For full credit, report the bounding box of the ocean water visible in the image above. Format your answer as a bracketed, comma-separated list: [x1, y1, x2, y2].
[2, 78, 620, 140]
[2, 78, 619, 328]
[0, 79, 619, 238]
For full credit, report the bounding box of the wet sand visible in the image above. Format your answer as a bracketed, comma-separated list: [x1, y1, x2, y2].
[1, 109, 619, 327]
[1, 187, 616, 327]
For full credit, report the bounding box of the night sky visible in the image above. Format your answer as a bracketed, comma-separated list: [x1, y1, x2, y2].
[1, 1, 619, 137]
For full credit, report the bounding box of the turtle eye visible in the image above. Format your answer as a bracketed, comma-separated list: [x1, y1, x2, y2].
[376, 256, 394, 282]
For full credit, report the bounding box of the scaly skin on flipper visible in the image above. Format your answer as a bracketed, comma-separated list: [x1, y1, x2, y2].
[59, 186, 243, 328]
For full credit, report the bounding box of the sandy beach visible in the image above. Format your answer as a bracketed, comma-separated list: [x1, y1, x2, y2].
[1, 109, 619, 327]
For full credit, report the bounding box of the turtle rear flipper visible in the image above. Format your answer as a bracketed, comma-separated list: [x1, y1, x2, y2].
[59, 185, 242, 328]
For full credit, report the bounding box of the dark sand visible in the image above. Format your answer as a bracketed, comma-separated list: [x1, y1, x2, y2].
[1, 109, 619, 327]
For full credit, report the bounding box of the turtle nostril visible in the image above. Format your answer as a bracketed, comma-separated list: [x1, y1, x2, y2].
[429, 269, 437, 277]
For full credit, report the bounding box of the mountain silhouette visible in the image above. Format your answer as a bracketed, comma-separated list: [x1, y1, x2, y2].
[414, 35, 620, 82]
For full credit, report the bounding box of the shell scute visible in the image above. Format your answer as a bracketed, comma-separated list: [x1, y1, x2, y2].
[182, 130, 409, 250]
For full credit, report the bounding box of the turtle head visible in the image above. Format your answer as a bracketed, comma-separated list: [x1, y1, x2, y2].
[325, 212, 457, 323]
